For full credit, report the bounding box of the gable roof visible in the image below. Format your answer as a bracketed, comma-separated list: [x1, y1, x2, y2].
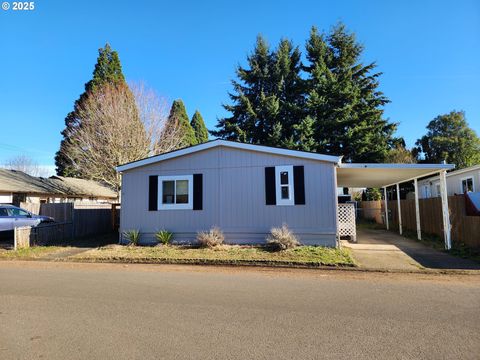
[116, 140, 343, 172]
[0, 169, 117, 199]
[48, 176, 117, 198]
[0, 169, 56, 194]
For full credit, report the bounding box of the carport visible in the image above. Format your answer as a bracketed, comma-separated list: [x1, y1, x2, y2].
[336, 163, 455, 249]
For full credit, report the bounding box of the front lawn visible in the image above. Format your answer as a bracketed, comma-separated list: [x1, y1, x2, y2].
[72, 244, 355, 267]
[0, 246, 66, 260]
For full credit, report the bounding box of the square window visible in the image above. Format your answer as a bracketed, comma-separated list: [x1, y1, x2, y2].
[158, 175, 193, 210]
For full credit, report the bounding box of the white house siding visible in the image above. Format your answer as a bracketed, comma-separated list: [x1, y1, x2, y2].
[0, 193, 13, 203]
[120, 146, 337, 246]
[418, 167, 480, 198]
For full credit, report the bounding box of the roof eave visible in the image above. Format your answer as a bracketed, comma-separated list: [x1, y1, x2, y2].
[116, 140, 342, 172]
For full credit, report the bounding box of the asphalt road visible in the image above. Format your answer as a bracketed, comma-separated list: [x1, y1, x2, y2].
[0, 262, 479, 360]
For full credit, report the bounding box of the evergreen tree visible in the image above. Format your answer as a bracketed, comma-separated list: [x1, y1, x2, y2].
[304, 24, 398, 162]
[414, 111, 480, 169]
[55, 44, 127, 176]
[213, 24, 399, 162]
[191, 110, 209, 144]
[211, 36, 304, 146]
[165, 99, 197, 148]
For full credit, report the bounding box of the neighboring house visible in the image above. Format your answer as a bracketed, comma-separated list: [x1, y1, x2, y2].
[0, 169, 118, 205]
[418, 165, 480, 199]
[117, 140, 453, 247]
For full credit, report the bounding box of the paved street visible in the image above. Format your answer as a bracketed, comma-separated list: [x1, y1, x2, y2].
[0, 262, 479, 360]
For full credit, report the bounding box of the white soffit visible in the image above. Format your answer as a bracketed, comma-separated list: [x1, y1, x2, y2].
[337, 163, 455, 188]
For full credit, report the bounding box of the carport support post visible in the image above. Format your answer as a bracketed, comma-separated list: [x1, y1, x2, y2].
[383, 187, 389, 230]
[414, 178, 421, 240]
[439, 170, 451, 250]
[396, 183, 402, 235]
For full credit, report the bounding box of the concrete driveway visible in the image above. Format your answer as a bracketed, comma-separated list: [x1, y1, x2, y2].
[342, 228, 480, 271]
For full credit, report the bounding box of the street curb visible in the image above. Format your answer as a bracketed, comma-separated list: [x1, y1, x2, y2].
[56, 257, 480, 275]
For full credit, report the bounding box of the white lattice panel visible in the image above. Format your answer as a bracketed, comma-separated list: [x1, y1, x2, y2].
[338, 204, 356, 241]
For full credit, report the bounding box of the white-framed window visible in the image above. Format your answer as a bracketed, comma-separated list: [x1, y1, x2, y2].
[461, 177, 474, 194]
[435, 184, 441, 197]
[275, 165, 294, 206]
[158, 175, 193, 210]
[423, 185, 431, 198]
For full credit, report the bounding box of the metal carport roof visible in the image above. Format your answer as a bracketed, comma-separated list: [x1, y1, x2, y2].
[336, 162, 455, 250]
[336, 163, 455, 188]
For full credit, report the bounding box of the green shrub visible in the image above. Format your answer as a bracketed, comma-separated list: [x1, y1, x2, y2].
[266, 224, 300, 251]
[155, 230, 173, 245]
[123, 229, 140, 246]
[197, 226, 224, 248]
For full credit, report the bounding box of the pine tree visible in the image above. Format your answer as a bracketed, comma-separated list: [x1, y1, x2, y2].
[55, 44, 127, 176]
[165, 100, 197, 148]
[213, 25, 399, 162]
[211, 36, 304, 146]
[191, 110, 209, 144]
[414, 111, 480, 169]
[304, 24, 398, 162]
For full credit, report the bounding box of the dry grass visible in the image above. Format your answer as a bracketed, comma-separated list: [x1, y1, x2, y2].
[267, 224, 300, 251]
[72, 244, 355, 267]
[196, 227, 225, 248]
[0, 246, 66, 259]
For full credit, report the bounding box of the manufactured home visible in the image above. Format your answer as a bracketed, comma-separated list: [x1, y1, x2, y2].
[117, 140, 454, 247]
[418, 165, 480, 199]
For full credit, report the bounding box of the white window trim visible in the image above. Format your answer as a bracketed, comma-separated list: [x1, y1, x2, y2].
[460, 176, 474, 194]
[275, 165, 294, 206]
[423, 185, 431, 198]
[157, 175, 193, 210]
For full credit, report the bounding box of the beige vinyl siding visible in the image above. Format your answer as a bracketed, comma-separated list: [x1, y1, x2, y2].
[418, 168, 480, 198]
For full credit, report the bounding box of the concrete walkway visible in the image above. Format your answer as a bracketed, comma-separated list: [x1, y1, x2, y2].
[341, 228, 480, 271]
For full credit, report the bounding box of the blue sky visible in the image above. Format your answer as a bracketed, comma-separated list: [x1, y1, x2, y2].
[0, 0, 479, 171]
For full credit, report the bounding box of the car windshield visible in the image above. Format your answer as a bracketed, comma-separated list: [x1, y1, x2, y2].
[7, 208, 30, 217]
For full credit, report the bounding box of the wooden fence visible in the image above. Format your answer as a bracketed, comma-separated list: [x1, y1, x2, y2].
[15, 202, 115, 248]
[358, 200, 383, 224]
[359, 196, 480, 250]
[14, 223, 73, 248]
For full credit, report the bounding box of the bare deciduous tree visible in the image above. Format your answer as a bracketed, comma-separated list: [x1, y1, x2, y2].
[130, 82, 184, 154]
[60, 82, 182, 193]
[4, 155, 49, 177]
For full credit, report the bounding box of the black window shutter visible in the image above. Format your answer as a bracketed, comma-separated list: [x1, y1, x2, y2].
[265, 167, 276, 205]
[193, 174, 203, 210]
[148, 175, 158, 211]
[293, 166, 305, 205]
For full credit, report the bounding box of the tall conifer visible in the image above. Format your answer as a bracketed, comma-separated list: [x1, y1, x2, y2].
[165, 100, 197, 148]
[55, 44, 128, 176]
[191, 110, 209, 144]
